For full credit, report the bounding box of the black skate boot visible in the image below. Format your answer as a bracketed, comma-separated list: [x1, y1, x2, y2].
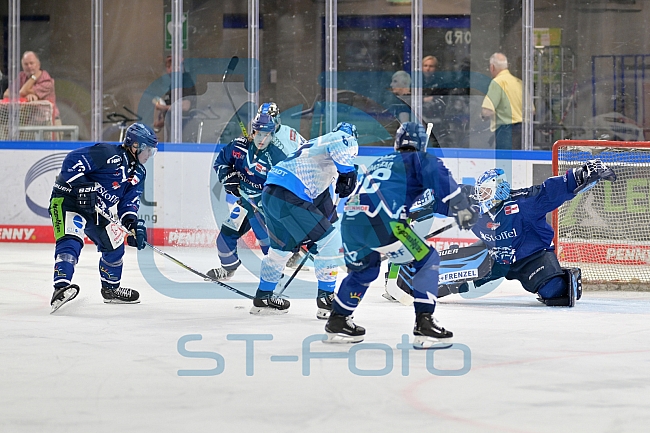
[324, 312, 365, 343]
[101, 286, 140, 304]
[205, 266, 236, 281]
[250, 289, 290, 315]
[316, 289, 334, 320]
[50, 284, 80, 314]
[413, 312, 453, 349]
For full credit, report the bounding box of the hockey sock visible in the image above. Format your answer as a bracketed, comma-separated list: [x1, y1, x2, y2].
[99, 248, 124, 290]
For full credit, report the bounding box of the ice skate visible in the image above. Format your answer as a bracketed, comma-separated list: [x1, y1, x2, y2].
[316, 289, 334, 320]
[250, 289, 290, 315]
[324, 312, 365, 343]
[101, 287, 140, 304]
[412, 312, 453, 349]
[205, 267, 236, 281]
[50, 284, 80, 314]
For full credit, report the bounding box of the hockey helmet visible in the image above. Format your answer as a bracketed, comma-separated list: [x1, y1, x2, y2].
[394, 122, 428, 152]
[333, 122, 358, 139]
[123, 122, 158, 164]
[258, 102, 281, 127]
[251, 112, 275, 149]
[473, 168, 511, 214]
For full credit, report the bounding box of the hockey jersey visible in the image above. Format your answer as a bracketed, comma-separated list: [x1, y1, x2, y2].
[265, 129, 358, 201]
[470, 173, 578, 264]
[214, 136, 291, 211]
[274, 124, 305, 155]
[52, 143, 145, 219]
[343, 151, 459, 224]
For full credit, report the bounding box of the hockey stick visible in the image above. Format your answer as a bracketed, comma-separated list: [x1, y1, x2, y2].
[222, 56, 250, 140]
[425, 222, 454, 240]
[276, 195, 341, 296]
[94, 205, 254, 299]
[424, 122, 434, 150]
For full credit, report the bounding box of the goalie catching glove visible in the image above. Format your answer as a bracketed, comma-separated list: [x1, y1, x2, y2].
[221, 171, 242, 198]
[122, 215, 147, 250]
[335, 167, 358, 198]
[446, 189, 479, 230]
[571, 159, 616, 194]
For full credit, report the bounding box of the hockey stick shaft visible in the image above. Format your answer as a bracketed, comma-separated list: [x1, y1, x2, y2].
[94, 206, 254, 299]
[277, 195, 341, 295]
[222, 56, 250, 140]
[424, 222, 454, 240]
[424, 122, 433, 150]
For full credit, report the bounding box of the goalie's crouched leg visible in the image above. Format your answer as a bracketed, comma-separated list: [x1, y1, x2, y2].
[538, 268, 582, 307]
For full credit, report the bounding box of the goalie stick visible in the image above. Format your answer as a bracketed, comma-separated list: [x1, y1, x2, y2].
[95, 205, 254, 299]
[222, 56, 250, 140]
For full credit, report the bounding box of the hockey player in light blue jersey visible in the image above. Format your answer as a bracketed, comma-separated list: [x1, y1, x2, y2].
[324, 122, 478, 347]
[250, 122, 359, 317]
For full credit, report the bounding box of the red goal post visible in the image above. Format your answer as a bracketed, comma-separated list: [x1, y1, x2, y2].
[552, 140, 650, 290]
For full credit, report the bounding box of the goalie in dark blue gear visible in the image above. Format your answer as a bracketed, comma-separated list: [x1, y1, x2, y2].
[326, 122, 477, 348]
[49, 122, 158, 313]
[435, 161, 616, 307]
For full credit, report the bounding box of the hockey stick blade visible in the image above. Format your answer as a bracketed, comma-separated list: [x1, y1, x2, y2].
[94, 206, 254, 299]
[424, 223, 454, 240]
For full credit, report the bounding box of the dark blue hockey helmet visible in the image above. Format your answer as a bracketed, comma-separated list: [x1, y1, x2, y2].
[333, 122, 358, 139]
[123, 122, 158, 164]
[394, 122, 428, 152]
[251, 112, 275, 149]
[474, 168, 511, 214]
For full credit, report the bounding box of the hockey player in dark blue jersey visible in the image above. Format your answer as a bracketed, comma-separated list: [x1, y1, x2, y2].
[440, 162, 616, 306]
[207, 109, 296, 281]
[326, 122, 478, 348]
[49, 123, 158, 313]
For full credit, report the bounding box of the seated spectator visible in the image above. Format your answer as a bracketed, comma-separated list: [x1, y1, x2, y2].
[382, 70, 411, 123]
[3, 51, 60, 125]
[153, 55, 197, 138]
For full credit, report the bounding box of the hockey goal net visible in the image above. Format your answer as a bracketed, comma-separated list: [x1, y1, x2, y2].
[0, 100, 53, 140]
[553, 140, 650, 290]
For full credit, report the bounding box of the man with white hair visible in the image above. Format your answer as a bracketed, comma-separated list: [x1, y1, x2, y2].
[481, 52, 523, 150]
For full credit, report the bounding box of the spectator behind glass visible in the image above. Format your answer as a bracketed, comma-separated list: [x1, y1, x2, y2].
[382, 70, 411, 124]
[3, 51, 60, 123]
[153, 55, 197, 137]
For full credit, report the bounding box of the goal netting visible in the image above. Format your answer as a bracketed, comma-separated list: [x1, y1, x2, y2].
[0, 101, 53, 140]
[553, 140, 650, 290]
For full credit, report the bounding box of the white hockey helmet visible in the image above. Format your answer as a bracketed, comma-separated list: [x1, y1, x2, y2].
[473, 168, 511, 214]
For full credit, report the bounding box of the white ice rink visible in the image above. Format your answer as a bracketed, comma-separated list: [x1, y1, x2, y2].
[2, 242, 650, 433]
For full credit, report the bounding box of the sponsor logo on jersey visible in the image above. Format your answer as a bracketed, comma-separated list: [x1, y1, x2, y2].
[112, 181, 120, 190]
[479, 228, 517, 243]
[290, 130, 296, 141]
[438, 269, 478, 283]
[505, 204, 519, 215]
[96, 185, 120, 205]
[486, 221, 501, 230]
[232, 150, 244, 159]
[255, 162, 267, 175]
[107, 155, 122, 164]
[344, 204, 369, 212]
[127, 174, 140, 185]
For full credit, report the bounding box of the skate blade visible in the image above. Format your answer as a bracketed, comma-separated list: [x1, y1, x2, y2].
[316, 308, 331, 320]
[103, 299, 140, 304]
[50, 287, 79, 314]
[249, 306, 289, 315]
[323, 332, 364, 344]
[412, 335, 453, 350]
[381, 291, 398, 302]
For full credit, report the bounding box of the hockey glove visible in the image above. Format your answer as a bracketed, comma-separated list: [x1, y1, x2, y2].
[222, 171, 242, 198]
[73, 182, 97, 211]
[122, 215, 147, 250]
[571, 159, 617, 194]
[448, 191, 479, 230]
[335, 168, 358, 198]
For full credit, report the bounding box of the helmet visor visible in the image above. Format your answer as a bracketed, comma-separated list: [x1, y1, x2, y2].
[137, 144, 157, 164]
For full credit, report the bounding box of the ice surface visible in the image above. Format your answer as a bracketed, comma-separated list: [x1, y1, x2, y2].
[2, 243, 650, 433]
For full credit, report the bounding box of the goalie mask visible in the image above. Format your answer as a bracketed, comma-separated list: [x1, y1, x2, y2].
[474, 168, 511, 214]
[251, 112, 275, 150]
[258, 102, 280, 129]
[123, 123, 158, 164]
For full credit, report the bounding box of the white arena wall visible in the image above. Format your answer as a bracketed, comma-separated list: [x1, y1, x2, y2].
[1, 141, 552, 250]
